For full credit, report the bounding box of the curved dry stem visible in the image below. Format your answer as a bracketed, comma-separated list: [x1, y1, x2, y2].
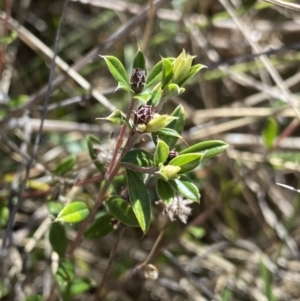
[95, 226, 126, 300]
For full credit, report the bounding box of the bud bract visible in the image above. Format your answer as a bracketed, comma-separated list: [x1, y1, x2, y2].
[145, 114, 178, 133]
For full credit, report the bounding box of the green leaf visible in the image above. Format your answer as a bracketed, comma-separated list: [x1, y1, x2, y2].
[187, 226, 206, 239]
[145, 60, 162, 88]
[87, 135, 101, 159]
[47, 201, 64, 217]
[117, 81, 134, 93]
[156, 178, 174, 204]
[161, 58, 173, 89]
[170, 175, 200, 202]
[180, 140, 228, 159]
[100, 55, 132, 92]
[64, 277, 92, 297]
[146, 114, 178, 133]
[96, 110, 131, 128]
[153, 105, 185, 147]
[0, 205, 9, 228]
[126, 170, 151, 232]
[84, 212, 114, 238]
[259, 258, 276, 301]
[133, 93, 151, 102]
[86, 134, 105, 172]
[262, 117, 278, 149]
[147, 83, 163, 106]
[0, 31, 17, 46]
[157, 128, 183, 140]
[154, 140, 169, 166]
[106, 196, 139, 227]
[121, 149, 154, 167]
[133, 48, 146, 71]
[169, 153, 203, 174]
[56, 259, 74, 288]
[0, 280, 9, 298]
[163, 83, 184, 99]
[24, 295, 43, 301]
[55, 202, 89, 223]
[49, 223, 68, 258]
[53, 154, 76, 176]
[177, 64, 207, 86]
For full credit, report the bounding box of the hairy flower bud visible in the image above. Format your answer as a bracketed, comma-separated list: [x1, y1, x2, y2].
[134, 105, 155, 125]
[130, 68, 146, 93]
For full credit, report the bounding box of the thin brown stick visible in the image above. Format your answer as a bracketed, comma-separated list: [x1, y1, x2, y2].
[141, 0, 155, 53]
[68, 99, 137, 255]
[95, 226, 125, 300]
[135, 227, 166, 272]
[107, 98, 135, 175]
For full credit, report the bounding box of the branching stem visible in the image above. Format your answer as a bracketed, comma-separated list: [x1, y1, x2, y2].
[68, 98, 136, 255]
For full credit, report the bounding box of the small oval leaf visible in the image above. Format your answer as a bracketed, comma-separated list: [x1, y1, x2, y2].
[100, 55, 131, 92]
[161, 58, 173, 89]
[169, 175, 200, 202]
[64, 277, 92, 297]
[145, 61, 162, 88]
[47, 201, 64, 217]
[177, 63, 207, 86]
[106, 196, 139, 227]
[180, 140, 228, 159]
[153, 105, 185, 147]
[163, 83, 183, 99]
[262, 117, 278, 149]
[156, 178, 174, 204]
[121, 149, 154, 168]
[86, 135, 105, 172]
[84, 212, 114, 238]
[154, 140, 169, 166]
[56, 259, 74, 287]
[133, 93, 151, 102]
[169, 153, 203, 174]
[56, 202, 89, 223]
[49, 223, 68, 258]
[126, 170, 151, 232]
[53, 154, 76, 176]
[87, 134, 101, 160]
[147, 83, 163, 106]
[133, 48, 146, 71]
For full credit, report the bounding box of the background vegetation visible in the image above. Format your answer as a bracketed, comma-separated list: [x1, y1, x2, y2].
[1, 0, 300, 300]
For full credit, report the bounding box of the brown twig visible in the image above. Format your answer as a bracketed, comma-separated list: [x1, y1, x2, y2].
[141, 0, 155, 54]
[68, 98, 138, 255]
[95, 226, 126, 300]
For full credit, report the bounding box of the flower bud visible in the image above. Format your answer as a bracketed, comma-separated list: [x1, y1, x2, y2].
[172, 49, 196, 86]
[130, 68, 146, 93]
[134, 105, 155, 125]
[157, 164, 181, 181]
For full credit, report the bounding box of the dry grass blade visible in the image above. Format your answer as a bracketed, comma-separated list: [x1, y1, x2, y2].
[0, 11, 115, 112]
[264, 0, 300, 12]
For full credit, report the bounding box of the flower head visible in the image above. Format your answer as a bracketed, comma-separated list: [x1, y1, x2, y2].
[163, 195, 193, 223]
